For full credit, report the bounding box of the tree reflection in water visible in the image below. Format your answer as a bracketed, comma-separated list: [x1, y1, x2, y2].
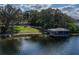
[0, 38, 21, 55]
[0, 36, 71, 55]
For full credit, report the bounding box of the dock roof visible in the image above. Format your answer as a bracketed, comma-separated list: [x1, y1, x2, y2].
[48, 28, 70, 31]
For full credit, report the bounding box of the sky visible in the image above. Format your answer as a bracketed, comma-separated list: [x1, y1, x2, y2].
[50, 4, 70, 8]
[20, 4, 79, 19]
[20, 4, 70, 10]
[0, 4, 79, 19]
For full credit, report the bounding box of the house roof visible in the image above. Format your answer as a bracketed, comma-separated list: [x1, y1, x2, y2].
[48, 28, 70, 31]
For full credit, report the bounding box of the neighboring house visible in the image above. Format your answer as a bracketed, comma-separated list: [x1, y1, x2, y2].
[46, 28, 70, 37]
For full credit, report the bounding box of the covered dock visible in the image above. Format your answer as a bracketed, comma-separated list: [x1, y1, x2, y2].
[46, 28, 70, 37]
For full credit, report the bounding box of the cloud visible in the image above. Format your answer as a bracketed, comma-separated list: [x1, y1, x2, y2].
[1, 4, 51, 11]
[30, 4, 50, 9]
[18, 4, 51, 11]
[61, 4, 79, 19]
[0, 4, 79, 20]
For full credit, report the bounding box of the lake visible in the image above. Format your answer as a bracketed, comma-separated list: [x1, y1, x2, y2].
[0, 36, 79, 55]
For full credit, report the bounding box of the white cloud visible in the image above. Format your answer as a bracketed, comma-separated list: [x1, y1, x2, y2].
[18, 4, 51, 11]
[0, 4, 79, 20]
[0, 4, 51, 11]
[61, 4, 79, 19]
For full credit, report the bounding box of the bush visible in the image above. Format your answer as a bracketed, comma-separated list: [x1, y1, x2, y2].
[67, 22, 79, 32]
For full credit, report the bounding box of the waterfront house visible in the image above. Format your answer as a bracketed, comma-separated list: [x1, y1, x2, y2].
[46, 28, 70, 37]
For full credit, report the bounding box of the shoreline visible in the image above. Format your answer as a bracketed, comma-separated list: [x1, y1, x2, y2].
[71, 33, 79, 36]
[0, 32, 79, 38]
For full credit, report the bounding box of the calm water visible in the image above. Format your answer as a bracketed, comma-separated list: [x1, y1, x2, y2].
[0, 36, 79, 55]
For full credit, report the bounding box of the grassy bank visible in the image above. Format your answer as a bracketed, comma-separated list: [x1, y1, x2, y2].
[15, 26, 40, 33]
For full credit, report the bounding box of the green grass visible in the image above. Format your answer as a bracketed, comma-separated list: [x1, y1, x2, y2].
[15, 26, 40, 33]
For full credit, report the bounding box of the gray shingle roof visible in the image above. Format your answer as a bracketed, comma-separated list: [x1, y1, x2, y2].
[48, 28, 69, 31]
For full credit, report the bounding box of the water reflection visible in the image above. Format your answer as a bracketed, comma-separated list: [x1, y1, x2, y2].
[62, 36, 79, 55]
[19, 37, 70, 55]
[0, 36, 79, 55]
[0, 39, 21, 55]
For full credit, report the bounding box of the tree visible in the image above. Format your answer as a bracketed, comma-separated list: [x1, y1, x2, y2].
[0, 4, 22, 35]
[0, 5, 77, 34]
[25, 8, 77, 30]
